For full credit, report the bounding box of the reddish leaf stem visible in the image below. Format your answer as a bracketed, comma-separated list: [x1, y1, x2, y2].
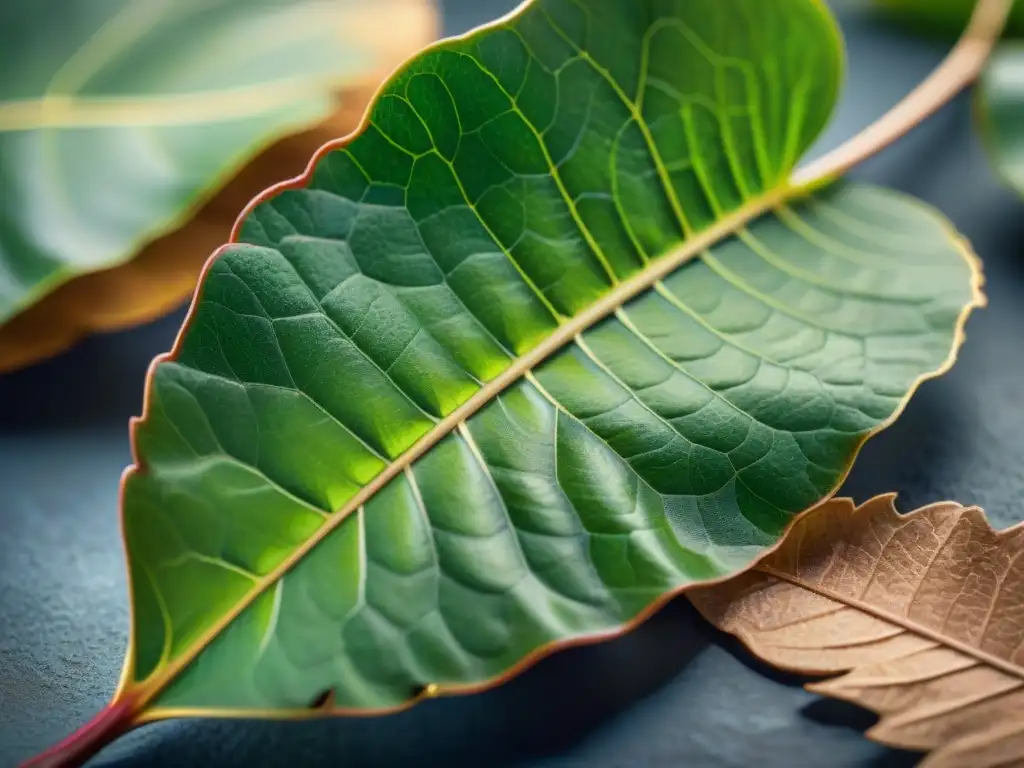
[792, 0, 1013, 186]
[19, 696, 137, 768]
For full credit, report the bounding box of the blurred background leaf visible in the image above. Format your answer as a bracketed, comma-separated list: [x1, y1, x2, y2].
[0, 0, 437, 371]
[978, 44, 1024, 195]
[873, 0, 1024, 36]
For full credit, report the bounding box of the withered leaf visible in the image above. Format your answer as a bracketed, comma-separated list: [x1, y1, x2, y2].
[690, 495, 1024, 768]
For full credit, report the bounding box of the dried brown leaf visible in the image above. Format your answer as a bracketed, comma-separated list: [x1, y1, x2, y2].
[689, 494, 1024, 768]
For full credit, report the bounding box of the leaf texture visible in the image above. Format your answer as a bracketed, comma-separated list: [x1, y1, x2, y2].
[0, 0, 434, 369]
[690, 496, 1024, 768]
[978, 43, 1024, 197]
[115, 0, 982, 721]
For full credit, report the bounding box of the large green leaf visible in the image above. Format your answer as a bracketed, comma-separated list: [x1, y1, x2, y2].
[978, 43, 1024, 194]
[0, 0, 417, 356]
[111, 0, 979, 724]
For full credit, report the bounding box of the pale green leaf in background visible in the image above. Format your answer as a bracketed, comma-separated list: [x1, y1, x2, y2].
[0, 0, 417, 354]
[978, 43, 1024, 194]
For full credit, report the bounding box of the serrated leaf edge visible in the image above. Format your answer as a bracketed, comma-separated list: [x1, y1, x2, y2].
[692, 493, 1024, 764]
[748, 495, 1024, 681]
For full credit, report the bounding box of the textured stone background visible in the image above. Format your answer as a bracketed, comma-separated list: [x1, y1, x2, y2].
[3, 1, 1023, 765]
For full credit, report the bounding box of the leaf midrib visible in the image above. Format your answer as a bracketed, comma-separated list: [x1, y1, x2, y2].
[5, 0, 384, 133]
[0, 76, 351, 132]
[757, 563, 1024, 681]
[125, 184, 794, 712]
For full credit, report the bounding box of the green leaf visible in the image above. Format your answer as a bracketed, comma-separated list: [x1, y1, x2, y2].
[872, 0, 1024, 37]
[115, 0, 979, 722]
[0, 0, 409, 353]
[978, 43, 1024, 194]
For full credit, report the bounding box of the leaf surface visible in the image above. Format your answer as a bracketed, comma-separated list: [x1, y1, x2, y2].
[691, 496, 1024, 768]
[116, 0, 981, 722]
[0, 0, 434, 370]
[978, 43, 1024, 196]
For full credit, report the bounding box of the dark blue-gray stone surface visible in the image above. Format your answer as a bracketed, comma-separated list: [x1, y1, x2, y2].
[3, 1, 1023, 766]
